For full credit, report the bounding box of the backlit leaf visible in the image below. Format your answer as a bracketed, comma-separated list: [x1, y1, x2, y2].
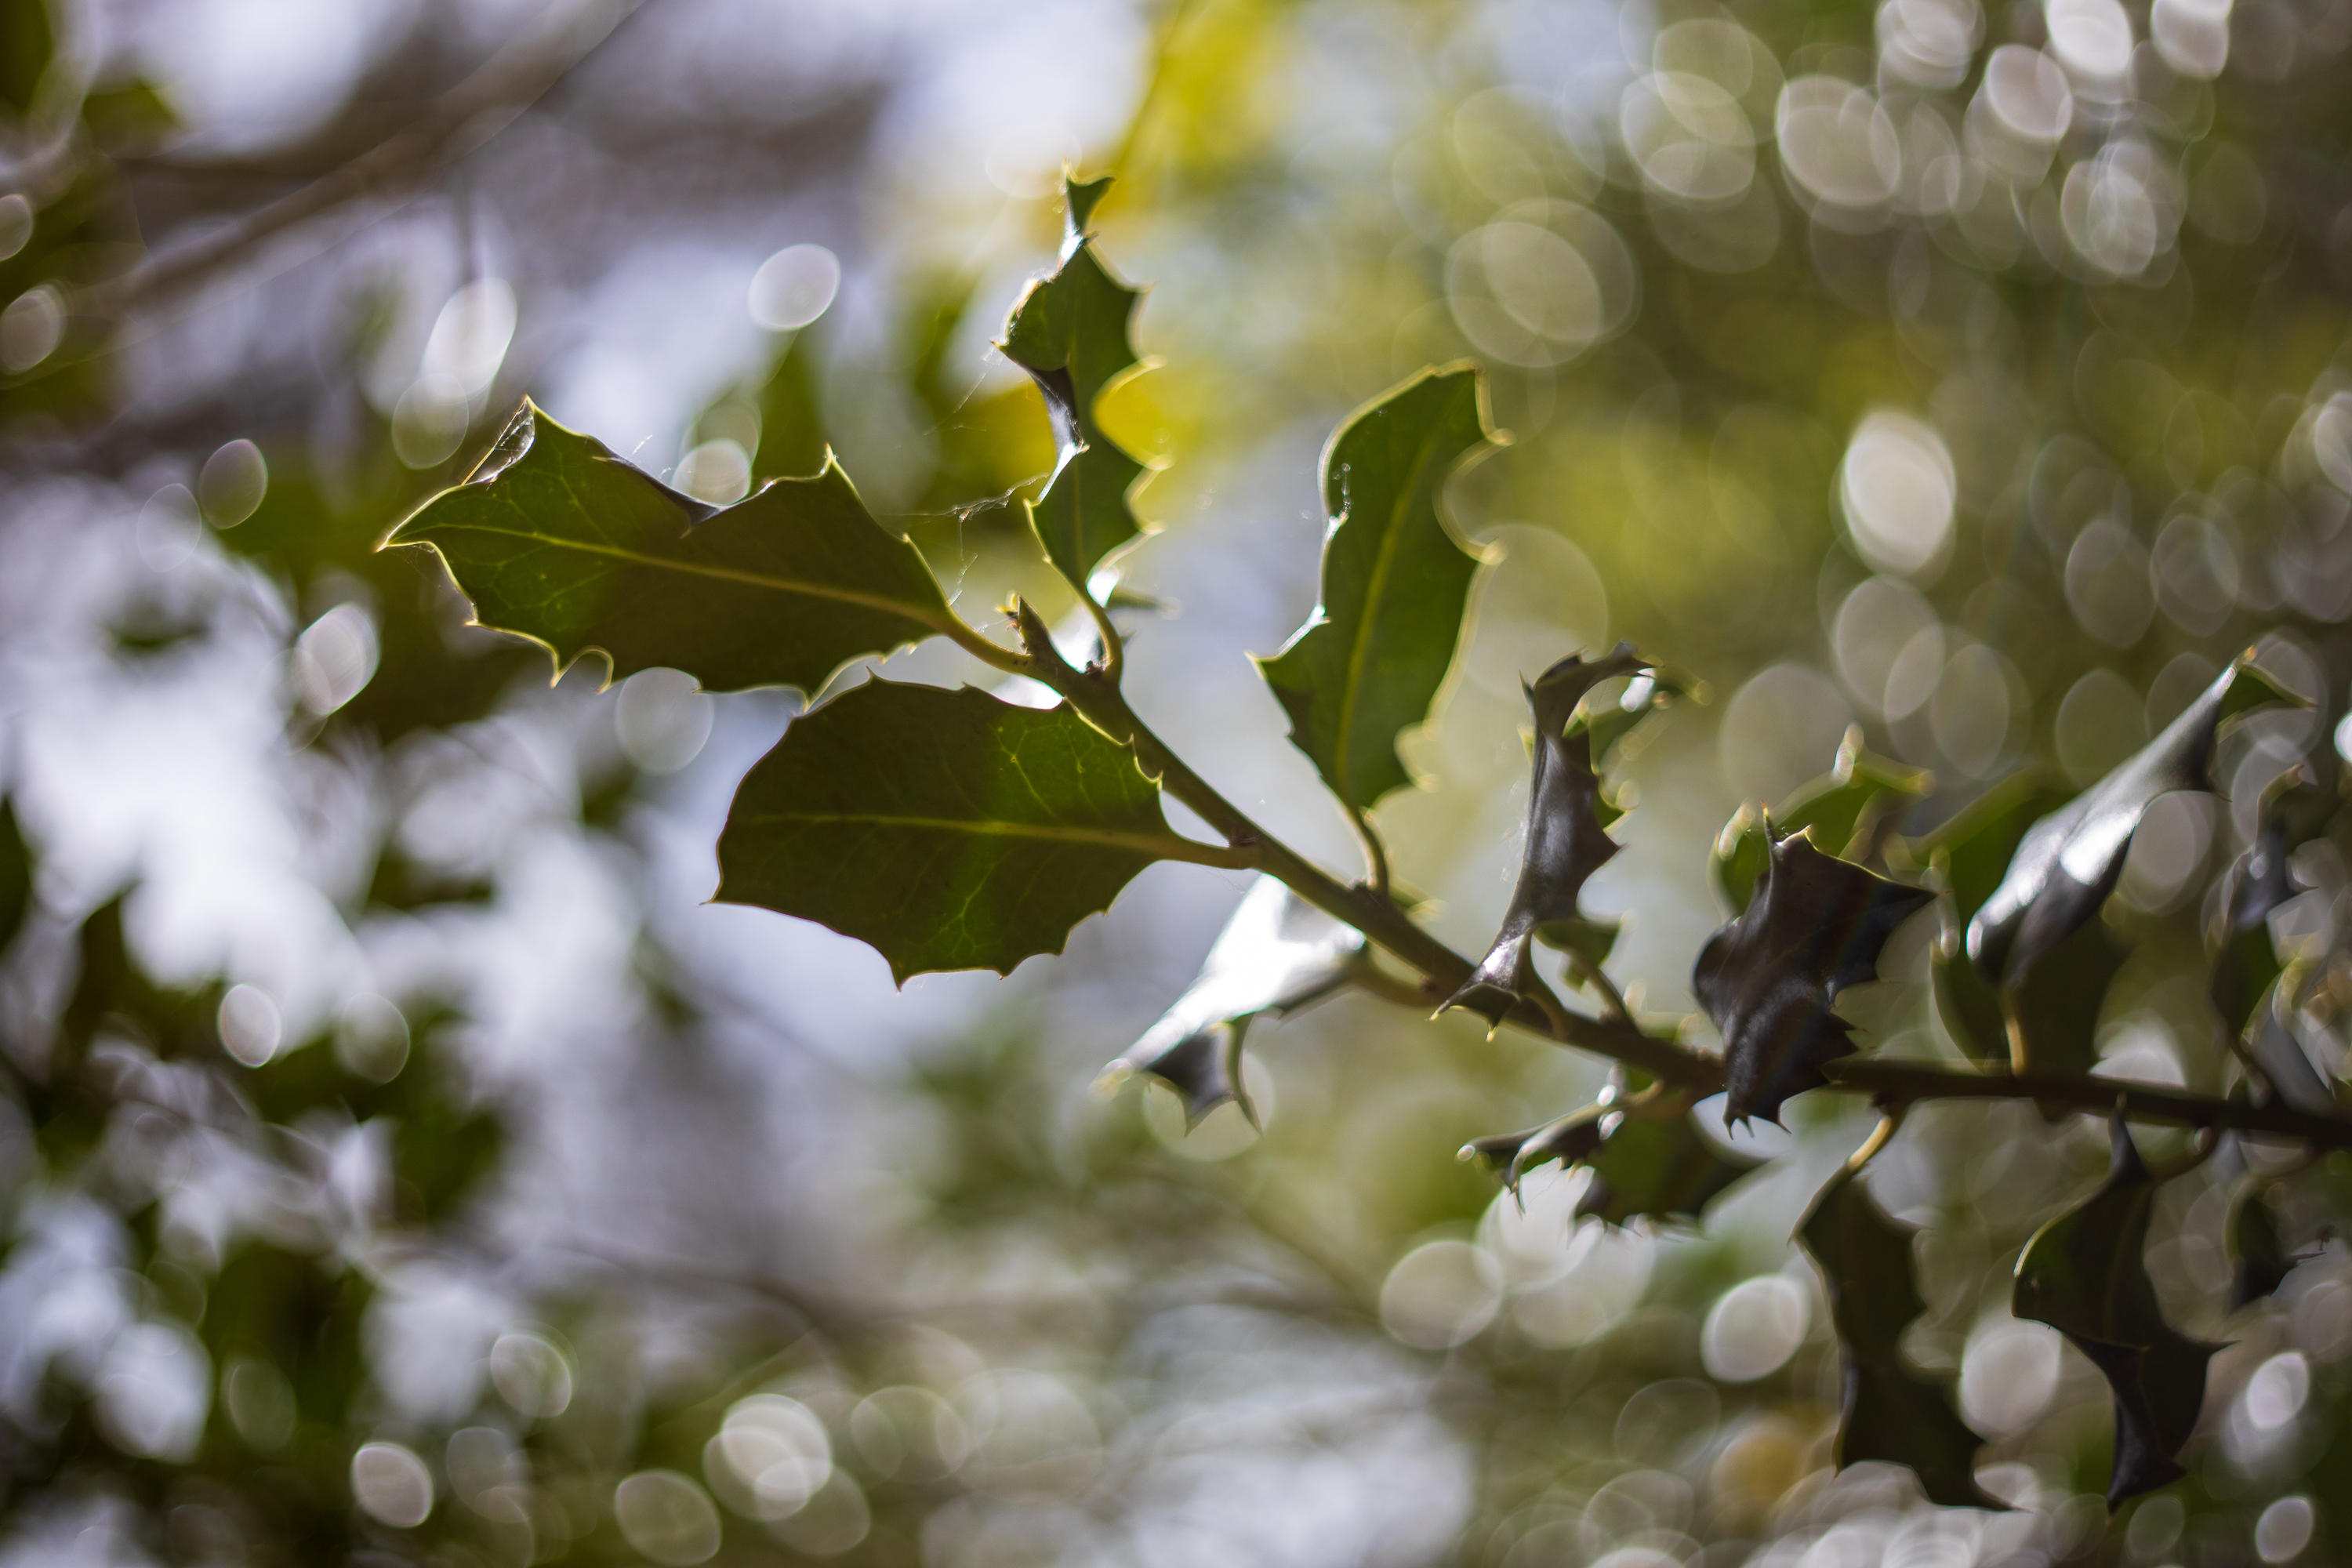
[1911, 772, 2075, 1065]
[1714, 731, 1930, 915]
[715, 680, 1230, 982]
[1256, 365, 1501, 814]
[1443, 646, 1646, 1023]
[1969, 657, 2299, 985]
[1798, 1163, 1990, 1508]
[386, 401, 958, 694]
[1695, 831, 1933, 1127]
[1104, 875, 1363, 1126]
[2013, 1118, 2220, 1507]
[999, 174, 1149, 588]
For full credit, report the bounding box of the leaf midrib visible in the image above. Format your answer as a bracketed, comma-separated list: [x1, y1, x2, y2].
[737, 809, 1235, 866]
[1330, 430, 1446, 806]
[419, 520, 954, 635]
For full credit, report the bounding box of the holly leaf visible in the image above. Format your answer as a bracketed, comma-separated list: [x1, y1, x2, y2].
[1695, 830, 1934, 1127]
[1461, 1102, 1610, 1196]
[0, 795, 31, 959]
[2210, 772, 2336, 1109]
[999, 174, 1149, 589]
[1256, 365, 1501, 815]
[1969, 656, 2300, 985]
[2013, 1118, 2220, 1508]
[1576, 1111, 1761, 1226]
[1911, 772, 2076, 1065]
[1443, 646, 1647, 1023]
[1715, 731, 1931, 915]
[2230, 1183, 2296, 1309]
[715, 680, 1236, 981]
[385, 401, 959, 694]
[1103, 876, 1364, 1126]
[1799, 1164, 1991, 1509]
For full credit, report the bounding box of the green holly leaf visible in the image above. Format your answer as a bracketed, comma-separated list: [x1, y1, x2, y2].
[0, 795, 31, 959]
[1461, 1102, 1610, 1197]
[1103, 875, 1363, 1126]
[1911, 772, 2075, 1065]
[1576, 1110, 1761, 1226]
[1714, 731, 1931, 916]
[2209, 772, 2336, 1106]
[1443, 646, 1647, 1023]
[1799, 1164, 1991, 1508]
[385, 401, 960, 694]
[1695, 831, 1933, 1127]
[1256, 365, 1501, 815]
[715, 680, 1240, 982]
[999, 174, 1149, 589]
[1969, 656, 2301, 985]
[2002, 920, 2129, 1079]
[2013, 1118, 2220, 1508]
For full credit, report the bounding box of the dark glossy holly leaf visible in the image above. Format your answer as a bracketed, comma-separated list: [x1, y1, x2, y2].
[2005, 920, 2130, 1080]
[1799, 1164, 1991, 1508]
[999, 174, 1148, 588]
[2231, 1183, 2295, 1309]
[1574, 1110, 1761, 1227]
[1911, 772, 2076, 1065]
[717, 680, 1233, 982]
[1695, 830, 1934, 1127]
[1444, 646, 1647, 1023]
[1969, 657, 2299, 985]
[1461, 1101, 1614, 1200]
[1103, 876, 1363, 1127]
[0, 795, 31, 958]
[2013, 1118, 2220, 1507]
[1715, 731, 1931, 915]
[1256, 365, 1501, 814]
[385, 401, 960, 694]
[1568, 664, 1687, 771]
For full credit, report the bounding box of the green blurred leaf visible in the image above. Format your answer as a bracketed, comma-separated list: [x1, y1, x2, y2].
[78, 77, 176, 153]
[2231, 1181, 2295, 1309]
[1695, 832, 1933, 1126]
[0, 0, 50, 118]
[2013, 1118, 2219, 1508]
[1444, 646, 1646, 1023]
[0, 796, 30, 958]
[1799, 1163, 1990, 1508]
[1969, 657, 2299, 985]
[1256, 365, 1499, 815]
[716, 680, 1222, 981]
[1106, 876, 1363, 1127]
[1575, 1110, 1760, 1227]
[386, 401, 957, 694]
[1000, 175, 1148, 588]
[2209, 772, 2337, 1107]
[751, 326, 829, 480]
[1714, 731, 1930, 915]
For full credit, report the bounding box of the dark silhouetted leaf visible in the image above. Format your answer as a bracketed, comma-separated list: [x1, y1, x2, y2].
[1715, 731, 1930, 914]
[2005, 920, 2130, 1080]
[1569, 663, 1687, 771]
[1443, 646, 1646, 1023]
[1695, 831, 1933, 1127]
[1575, 1111, 1761, 1226]
[716, 680, 1232, 982]
[1969, 657, 2299, 985]
[387, 401, 958, 694]
[1103, 876, 1363, 1126]
[1799, 1164, 1991, 1508]
[1256, 365, 1500, 814]
[1461, 1102, 1610, 1196]
[2231, 1183, 2295, 1309]
[999, 174, 1148, 588]
[2013, 1118, 2220, 1507]
[0, 795, 30, 958]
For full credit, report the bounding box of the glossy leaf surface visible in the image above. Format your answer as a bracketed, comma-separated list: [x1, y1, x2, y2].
[999, 175, 1149, 587]
[1799, 1164, 1989, 1508]
[1969, 658, 2296, 984]
[716, 681, 1210, 981]
[1106, 876, 1363, 1125]
[1444, 646, 1646, 1022]
[2013, 1119, 2218, 1506]
[387, 402, 954, 694]
[1695, 832, 1933, 1126]
[1257, 365, 1499, 813]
